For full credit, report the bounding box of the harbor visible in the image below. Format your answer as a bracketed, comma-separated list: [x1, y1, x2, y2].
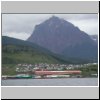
[2, 70, 83, 79]
[2, 63, 98, 80]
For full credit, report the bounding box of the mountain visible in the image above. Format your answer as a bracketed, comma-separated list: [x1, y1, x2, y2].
[90, 35, 98, 44]
[27, 16, 98, 62]
[2, 36, 72, 64]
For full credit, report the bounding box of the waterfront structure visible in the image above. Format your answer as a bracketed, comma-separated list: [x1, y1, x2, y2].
[34, 70, 82, 75]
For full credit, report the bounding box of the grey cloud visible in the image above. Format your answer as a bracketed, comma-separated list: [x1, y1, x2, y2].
[56, 14, 98, 22]
[2, 14, 98, 37]
[2, 14, 51, 34]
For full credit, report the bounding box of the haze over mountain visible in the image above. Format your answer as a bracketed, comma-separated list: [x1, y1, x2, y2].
[90, 34, 98, 44]
[28, 16, 98, 62]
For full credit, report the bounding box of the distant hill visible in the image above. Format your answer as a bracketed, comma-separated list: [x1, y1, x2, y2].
[2, 36, 72, 64]
[27, 16, 98, 62]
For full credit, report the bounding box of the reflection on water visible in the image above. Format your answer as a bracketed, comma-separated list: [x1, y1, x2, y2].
[2, 78, 98, 86]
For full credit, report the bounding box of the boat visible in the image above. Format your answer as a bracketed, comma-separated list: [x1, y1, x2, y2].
[15, 74, 33, 79]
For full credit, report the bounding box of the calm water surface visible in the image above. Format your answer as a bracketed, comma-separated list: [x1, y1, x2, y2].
[2, 78, 98, 86]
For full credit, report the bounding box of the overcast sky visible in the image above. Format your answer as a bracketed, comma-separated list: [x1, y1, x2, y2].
[2, 14, 98, 40]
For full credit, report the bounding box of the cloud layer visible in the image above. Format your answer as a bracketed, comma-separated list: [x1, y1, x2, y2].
[2, 14, 98, 40]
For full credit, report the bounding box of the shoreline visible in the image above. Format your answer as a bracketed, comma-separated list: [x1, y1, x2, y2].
[2, 77, 98, 80]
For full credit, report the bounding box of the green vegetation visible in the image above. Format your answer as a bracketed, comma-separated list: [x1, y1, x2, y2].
[74, 64, 98, 77]
[2, 45, 66, 64]
[2, 64, 17, 75]
[2, 36, 71, 65]
[81, 64, 98, 77]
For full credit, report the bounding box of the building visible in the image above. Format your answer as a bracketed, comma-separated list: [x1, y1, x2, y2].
[34, 70, 82, 75]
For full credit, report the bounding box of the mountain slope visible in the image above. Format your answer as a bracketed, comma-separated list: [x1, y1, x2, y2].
[2, 36, 71, 64]
[27, 16, 98, 62]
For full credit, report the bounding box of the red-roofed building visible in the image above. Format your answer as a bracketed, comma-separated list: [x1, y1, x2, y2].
[34, 70, 82, 75]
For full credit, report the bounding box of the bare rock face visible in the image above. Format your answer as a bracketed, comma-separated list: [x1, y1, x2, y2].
[27, 16, 98, 62]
